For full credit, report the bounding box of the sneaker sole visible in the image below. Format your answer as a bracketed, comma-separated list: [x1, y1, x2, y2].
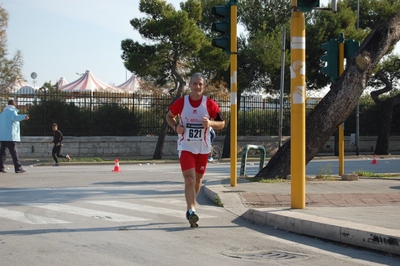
[188, 214, 199, 227]
[190, 222, 199, 228]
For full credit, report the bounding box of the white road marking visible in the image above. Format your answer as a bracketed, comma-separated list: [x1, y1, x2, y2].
[86, 200, 217, 218]
[23, 203, 149, 222]
[0, 207, 70, 224]
[144, 198, 225, 212]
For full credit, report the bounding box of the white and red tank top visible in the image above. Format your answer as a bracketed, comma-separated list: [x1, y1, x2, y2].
[177, 95, 211, 154]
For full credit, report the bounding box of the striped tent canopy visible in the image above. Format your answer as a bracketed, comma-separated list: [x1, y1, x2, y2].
[6, 76, 31, 93]
[116, 74, 139, 93]
[57, 77, 68, 88]
[16, 86, 36, 95]
[60, 70, 121, 92]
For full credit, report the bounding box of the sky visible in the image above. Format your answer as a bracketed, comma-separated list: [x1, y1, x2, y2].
[3, 0, 400, 89]
[3, 0, 180, 88]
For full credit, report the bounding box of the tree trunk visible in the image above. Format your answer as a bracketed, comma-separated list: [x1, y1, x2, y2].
[370, 71, 400, 155]
[221, 90, 242, 159]
[374, 103, 393, 154]
[153, 120, 169, 159]
[256, 12, 400, 179]
[222, 124, 230, 158]
[374, 95, 400, 154]
[153, 71, 186, 159]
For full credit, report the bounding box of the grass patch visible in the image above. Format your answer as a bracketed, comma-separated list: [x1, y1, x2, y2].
[355, 170, 400, 178]
[246, 177, 286, 183]
[64, 157, 177, 163]
[73, 157, 106, 162]
[308, 175, 341, 181]
[355, 170, 375, 177]
[315, 163, 334, 179]
[214, 195, 223, 207]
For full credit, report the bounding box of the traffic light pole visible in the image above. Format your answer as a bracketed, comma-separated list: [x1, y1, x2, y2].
[290, 2, 306, 209]
[211, 0, 237, 186]
[229, 2, 238, 187]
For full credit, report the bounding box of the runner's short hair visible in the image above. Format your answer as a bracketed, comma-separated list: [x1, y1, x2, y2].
[190, 73, 206, 83]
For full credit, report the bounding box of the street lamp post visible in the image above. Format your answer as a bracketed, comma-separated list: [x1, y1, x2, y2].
[355, 0, 360, 156]
[39, 86, 47, 135]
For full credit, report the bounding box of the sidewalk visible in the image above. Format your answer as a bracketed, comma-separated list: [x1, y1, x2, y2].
[204, 176, 400, 256]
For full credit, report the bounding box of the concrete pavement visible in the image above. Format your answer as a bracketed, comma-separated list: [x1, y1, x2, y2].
[204, 176, 400, 256]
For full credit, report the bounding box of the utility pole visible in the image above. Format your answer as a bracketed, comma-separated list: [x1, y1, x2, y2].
[290, 0, 310, 209]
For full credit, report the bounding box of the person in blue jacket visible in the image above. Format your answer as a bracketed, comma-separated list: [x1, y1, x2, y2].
[0, 100, 29, 173]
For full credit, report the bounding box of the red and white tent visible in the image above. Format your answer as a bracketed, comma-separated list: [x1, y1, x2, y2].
[6, 76, 31, 93]
[116, 74, 139, 93]
[57, 77, 68, 88]
[16, 86, 36, 95]
[60, 70, 121, 92]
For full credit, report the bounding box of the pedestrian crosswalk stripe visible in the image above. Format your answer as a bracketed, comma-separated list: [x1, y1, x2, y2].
[0, 207, 70, 224]
[143, 198, 225, 212]
[0, 200, 219, 225]
[143, 198, 186, 205]
[24, 203, 149, 222]
[85, 200, 217, 218]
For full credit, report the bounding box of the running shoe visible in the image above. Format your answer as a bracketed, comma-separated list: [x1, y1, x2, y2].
[15, 169, 26, 173]
[186, 210, 199, 227]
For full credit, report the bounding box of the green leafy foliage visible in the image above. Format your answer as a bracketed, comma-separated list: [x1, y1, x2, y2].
[121, 0, 228, 92]
[237, 0, 400, 94]
[22, 100, 89, 136]
[12, 92, 400, 137]
[0, 5, 24, 93]
[92, 104, 138, 136]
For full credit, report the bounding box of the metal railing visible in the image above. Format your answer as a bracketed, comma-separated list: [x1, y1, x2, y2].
[0, 91, 397, 137]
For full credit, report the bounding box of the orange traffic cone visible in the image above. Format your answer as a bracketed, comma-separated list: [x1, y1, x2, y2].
[371, 154, 378, 165]
[112, 159, 122, 172]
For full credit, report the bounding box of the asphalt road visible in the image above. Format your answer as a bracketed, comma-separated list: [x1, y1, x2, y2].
[0, 162, 399, 265]
[236, 157, 400, 177]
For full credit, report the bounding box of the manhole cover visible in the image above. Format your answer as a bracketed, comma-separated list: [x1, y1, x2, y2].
[222, 250, 309, 261]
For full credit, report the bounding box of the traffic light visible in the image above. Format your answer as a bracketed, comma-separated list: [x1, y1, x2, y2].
[297, 0, 320, 12]
[320, 39, 339, 82]
[211, 3, 230, 54]
[344, 39, 360, 62]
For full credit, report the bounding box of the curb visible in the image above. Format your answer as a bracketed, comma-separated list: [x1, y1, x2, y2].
[203, 181, 248, 216]
[241, 208, 400, 256]
[204, 180, 400, 256]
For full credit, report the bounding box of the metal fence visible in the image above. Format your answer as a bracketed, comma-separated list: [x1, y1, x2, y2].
[0, 91, 398, 137]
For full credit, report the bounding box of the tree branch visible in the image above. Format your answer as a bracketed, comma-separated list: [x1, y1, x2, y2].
[370, 71, 393, 106]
